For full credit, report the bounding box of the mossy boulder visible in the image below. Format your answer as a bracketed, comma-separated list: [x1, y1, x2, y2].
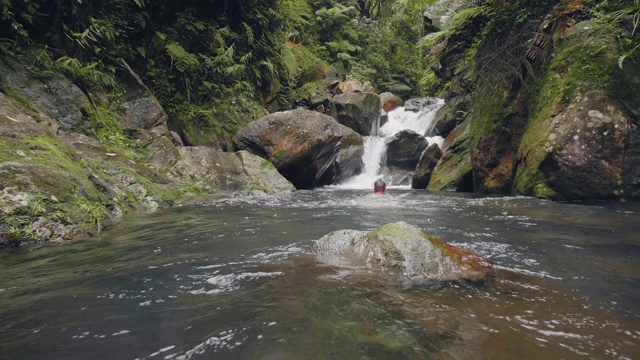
[513, 20, 640, 200]
[235, 150, 295, 195]
[313, 221, 490, 283]
[428, 119, 473, 191]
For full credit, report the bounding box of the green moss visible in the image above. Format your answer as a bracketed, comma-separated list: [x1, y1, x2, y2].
[513, 19, 637, 195]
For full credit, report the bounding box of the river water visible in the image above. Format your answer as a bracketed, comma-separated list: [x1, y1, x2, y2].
[1, 189, 639, 359]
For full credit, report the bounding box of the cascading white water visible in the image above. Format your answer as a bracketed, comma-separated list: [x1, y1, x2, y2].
[335, 100, 446, 189]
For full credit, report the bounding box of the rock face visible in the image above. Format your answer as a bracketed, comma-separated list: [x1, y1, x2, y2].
[0, 57, 90, 129]
[0, 58, 295, 247]
[428, 119, 473, 191]
[514, 91, 635, 200]
[330, 92, 381, 136]
[174, 147, 294, 195]
[334, 124, 364, 183]
[313, 221, 490, 282]
[412, 144, 442, 189]
[426, 97, 467, 137]
[232, 108, 344, 189]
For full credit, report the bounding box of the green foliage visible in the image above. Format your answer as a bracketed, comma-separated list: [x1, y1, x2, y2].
[165, 42, 200, 73]
[78, 199, 110, 235]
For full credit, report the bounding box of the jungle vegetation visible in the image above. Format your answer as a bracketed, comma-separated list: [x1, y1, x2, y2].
[0, 0, 638, 147]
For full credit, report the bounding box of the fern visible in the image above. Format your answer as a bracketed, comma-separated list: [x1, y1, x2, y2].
[242, 22, 255, 44]
[165, 42, 200, 72]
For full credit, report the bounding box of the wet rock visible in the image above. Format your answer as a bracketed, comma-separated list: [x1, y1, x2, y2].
[334, 125, 364, 183]
[428, 119, 473, 192]
[385, 130, 429, 170]
[426, 97, 467, 137]
[232, 108, 344, 189]
[330, 92, 381, 136]
[404, 97, 440, 112]
[314, 221, 490, 282]
[0, 57, 90, 129]
[412, 144, 442, 189]
[379, 92, 403, 113]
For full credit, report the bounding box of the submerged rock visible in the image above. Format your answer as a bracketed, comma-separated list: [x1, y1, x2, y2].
[314, 221, 490, 283]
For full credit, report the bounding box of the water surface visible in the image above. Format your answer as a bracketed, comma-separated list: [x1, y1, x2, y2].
[1, 189, 638, 359]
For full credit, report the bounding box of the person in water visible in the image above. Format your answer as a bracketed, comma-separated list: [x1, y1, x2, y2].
[373, 179, 387, 194]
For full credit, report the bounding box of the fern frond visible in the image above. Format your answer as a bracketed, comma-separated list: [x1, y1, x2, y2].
[242, 22, 255, 44]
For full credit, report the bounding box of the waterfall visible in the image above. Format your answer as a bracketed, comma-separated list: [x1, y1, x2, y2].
[335, 100, 445, 189]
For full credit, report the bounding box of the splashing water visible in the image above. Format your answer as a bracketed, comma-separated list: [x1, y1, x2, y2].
[335, 100, 446, 189]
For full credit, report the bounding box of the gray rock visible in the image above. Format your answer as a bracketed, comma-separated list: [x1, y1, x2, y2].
[385, 129, 429, 170]
[236, 150, 295, 195]
[334, 124, 364, 182]
[330, 92, 381, 136]
[174, 147, 249, 193]
[313, 221, 490, 283]
[412, 143, 443, 189]
[174, 147, 294, 195]
[404, 97, 439, 113]
[0, 57, 89, 129]
[516, 91, 636, 200]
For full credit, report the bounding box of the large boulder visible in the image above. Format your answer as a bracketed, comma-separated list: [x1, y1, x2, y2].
[314, 221, 490, 283]
[330, 92, 381, 136]
[382, 130, 429, 185]
[173, 147, 294, 195]
[514, 91, 635, 200]
[428, 119, 474, 191]
[510, 21, 640, 200]
[232, 108, 344, 189]
[412, 143, 443, 189]
[334, 124, 364, 183]
[0, 57, 89, 129]
[385, 130, 429, 170]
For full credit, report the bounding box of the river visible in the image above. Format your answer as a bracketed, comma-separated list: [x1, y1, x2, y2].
[0, 189, 639, 359]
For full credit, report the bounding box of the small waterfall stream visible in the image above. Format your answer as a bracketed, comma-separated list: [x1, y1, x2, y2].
[336, 99, 446, 189]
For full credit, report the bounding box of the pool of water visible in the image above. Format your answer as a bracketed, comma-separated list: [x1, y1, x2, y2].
[1, 189, 639, 359]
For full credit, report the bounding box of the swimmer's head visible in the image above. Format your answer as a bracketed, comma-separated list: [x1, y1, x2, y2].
[374, 179, 387, 194]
